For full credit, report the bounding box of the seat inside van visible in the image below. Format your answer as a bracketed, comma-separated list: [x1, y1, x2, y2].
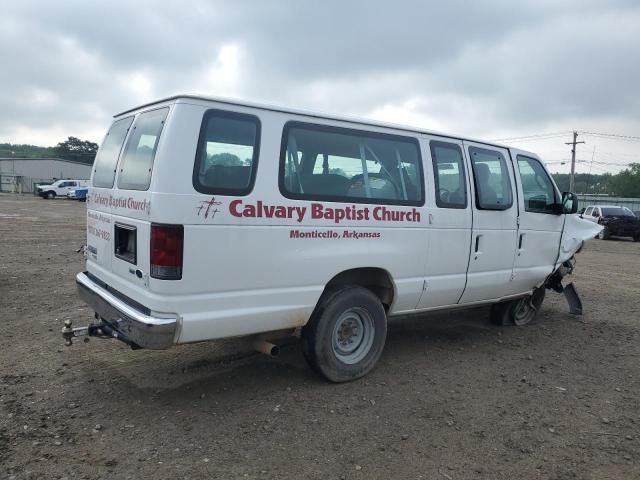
[204, 165, 251, 190]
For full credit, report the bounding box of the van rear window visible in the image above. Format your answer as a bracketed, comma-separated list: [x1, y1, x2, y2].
[117, 107, 169, 191]
[193, 110, 260, 196]
[92, 116, 134, 188]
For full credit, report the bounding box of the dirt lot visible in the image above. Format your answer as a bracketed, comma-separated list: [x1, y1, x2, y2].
[1, 194, 639, 480]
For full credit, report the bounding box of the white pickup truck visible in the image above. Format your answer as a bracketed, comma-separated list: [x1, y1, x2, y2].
[37, 179, 89, 199]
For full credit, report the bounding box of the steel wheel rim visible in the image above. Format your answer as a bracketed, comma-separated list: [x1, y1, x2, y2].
[332, 307, 375, 364]
[513, 298, 532, 325]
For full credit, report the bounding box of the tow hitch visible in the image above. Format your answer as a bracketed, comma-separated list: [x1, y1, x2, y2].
[546, 258, 583, 315]
[62, 319, 140, 348]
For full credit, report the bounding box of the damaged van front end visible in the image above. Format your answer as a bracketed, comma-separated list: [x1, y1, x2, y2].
[545, 212, 604, 315]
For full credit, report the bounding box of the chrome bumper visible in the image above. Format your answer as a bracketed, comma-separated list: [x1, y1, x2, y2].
[75, 272, 178, 349]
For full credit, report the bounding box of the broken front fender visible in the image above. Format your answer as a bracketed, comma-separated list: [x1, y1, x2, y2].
[558, 215, 603, 264]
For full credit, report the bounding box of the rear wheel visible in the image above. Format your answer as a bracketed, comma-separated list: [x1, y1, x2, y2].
[301, 286, 387, 382]
[490, 288, 546, 326]
[46, 191, 56, 199]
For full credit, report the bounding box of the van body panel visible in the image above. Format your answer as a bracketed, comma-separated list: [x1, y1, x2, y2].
[458, 141, 518, 304]
[417, 136, 472, 308]
[78, 95, 590, 348]
[507, 148, 565, 294]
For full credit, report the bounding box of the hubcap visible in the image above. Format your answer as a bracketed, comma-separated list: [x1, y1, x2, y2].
[332, 307, 374, 364]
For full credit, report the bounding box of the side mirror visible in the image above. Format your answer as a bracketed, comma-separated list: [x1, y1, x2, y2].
[561, 192, 579, 214]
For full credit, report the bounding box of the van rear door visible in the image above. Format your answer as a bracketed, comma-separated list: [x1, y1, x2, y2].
[87, 116, 134, 275]
[87, 107, 169, 293]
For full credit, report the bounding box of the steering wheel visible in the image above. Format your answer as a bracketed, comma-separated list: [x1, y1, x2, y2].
[438, 187, 451, 203]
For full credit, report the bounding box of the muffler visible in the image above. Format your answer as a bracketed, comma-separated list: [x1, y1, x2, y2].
[252, 338, 280, 357]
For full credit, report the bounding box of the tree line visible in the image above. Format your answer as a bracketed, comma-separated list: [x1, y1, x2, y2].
[1, 137, 98, 165]
[552, 164, 640, 198]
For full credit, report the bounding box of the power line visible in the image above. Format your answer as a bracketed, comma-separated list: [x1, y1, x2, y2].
[578, 131, 640, 142]
[489, 131, 572, 142]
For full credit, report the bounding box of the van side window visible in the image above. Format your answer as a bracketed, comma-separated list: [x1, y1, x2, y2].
[92, 116, 133, 188]
[430, 141, 467, 208]
[118, 108, 169, 191]
[280, 122, 424, 206]
[193, 110, 260, 196]
[469, 147, 513, 210]
[516, 155, 558, 214]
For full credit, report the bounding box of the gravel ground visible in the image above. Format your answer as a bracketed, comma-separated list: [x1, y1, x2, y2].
[1, 194, 639, 480]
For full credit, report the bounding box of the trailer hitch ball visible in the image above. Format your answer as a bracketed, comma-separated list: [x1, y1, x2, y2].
[61, 319, 90, 346]
[62, 320, 74, 346]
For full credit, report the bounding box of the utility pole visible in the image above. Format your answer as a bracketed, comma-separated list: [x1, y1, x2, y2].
[565, 131, 585, 192]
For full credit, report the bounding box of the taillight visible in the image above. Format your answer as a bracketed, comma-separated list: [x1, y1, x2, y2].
[150, 224, 183, 280]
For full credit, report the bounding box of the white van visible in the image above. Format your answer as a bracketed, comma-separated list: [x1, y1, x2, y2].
[37, 179, 89, 199]
[63, 95, 601, 382]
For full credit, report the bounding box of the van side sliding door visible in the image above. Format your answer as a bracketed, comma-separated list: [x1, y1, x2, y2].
[458, 141, 518, 303]
[507, 149, 564, 295]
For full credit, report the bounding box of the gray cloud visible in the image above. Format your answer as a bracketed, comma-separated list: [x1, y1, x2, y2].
[2, 0, 639, 166]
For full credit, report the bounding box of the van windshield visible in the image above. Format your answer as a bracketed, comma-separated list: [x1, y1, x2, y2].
[92, 116, 134, 188]
[117, 107, 169, 191]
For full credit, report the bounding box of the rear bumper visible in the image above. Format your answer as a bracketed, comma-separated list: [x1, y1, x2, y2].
[76, 272, 178, 349]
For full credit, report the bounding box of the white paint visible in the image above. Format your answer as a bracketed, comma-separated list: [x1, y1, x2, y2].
[81, 95, 598, 346]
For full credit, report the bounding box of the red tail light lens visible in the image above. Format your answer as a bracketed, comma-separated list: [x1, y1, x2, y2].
[150, 224, 183, 280]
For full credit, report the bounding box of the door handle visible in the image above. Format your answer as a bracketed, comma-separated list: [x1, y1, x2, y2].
[518, 233, 525, 255]
[474, 234, 483, 259]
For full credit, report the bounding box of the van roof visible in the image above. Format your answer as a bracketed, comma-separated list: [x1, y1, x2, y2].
[115, 94, 524, 153]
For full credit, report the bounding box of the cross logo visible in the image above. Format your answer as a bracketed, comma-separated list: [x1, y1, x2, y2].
[195, 197, 222, 219]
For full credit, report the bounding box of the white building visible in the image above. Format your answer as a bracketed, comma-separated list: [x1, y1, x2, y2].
[0, 157, 92, 193]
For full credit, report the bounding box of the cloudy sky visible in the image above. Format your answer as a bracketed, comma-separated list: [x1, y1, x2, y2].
[2, 0, 639, 173]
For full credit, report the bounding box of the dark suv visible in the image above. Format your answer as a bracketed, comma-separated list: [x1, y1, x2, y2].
[582, 205, 640, 241]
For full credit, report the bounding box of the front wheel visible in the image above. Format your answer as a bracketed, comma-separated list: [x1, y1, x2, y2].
[301, 286, 387, 383]
[46, 191, 56, 199]
[597, 226, 609, 240]
[491, 288, 546, 326]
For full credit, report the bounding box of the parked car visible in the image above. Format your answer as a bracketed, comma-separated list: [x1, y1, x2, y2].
[581, 205, 640, 241]
[68, 187, 89, 201]
[37, 179, 89, 199]
[62, 95, 601, 382]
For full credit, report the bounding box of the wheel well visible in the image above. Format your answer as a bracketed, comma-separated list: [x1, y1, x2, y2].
[324, 268, 395, 311]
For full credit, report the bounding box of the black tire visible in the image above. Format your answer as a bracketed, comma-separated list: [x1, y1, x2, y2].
[597, 227, 609, 240]
[490, 288, 546, 326]
[46, 191, 56, 199]
[301, 286, 387, 383]
[634, 233, 640, 242]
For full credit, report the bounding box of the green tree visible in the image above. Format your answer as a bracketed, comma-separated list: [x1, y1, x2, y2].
[208, 152, 243, 166]
[608, 163, 640, 197]
[54, 136, 98, 164]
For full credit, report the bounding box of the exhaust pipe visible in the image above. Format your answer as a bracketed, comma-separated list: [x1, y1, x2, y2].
[252, 338, 280, 357]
